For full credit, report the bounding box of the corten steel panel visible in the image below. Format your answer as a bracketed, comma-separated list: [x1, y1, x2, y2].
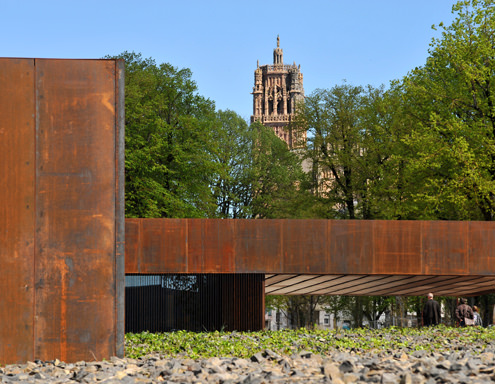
[372, 221, 422, 274]
[188, 219, 235, 273]
[33, 59, 123, 362]
[0, 58, 36, 363]
[422, 221, 469, 275]
[283, 220, 328, 273]
[327, 220, 373, 274]
[468, 221, 495, 274]
[235, 220, 283, 272]
[125, 218, 495, 296]
[125, 219, 141, 273]
[140, 219, 187, 273]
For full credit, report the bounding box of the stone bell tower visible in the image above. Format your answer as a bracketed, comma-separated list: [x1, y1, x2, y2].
[251, 36, 305, 148]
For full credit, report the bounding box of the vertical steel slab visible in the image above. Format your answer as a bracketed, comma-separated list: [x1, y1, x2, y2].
[0, 58, 36, 363]
[34, 59, 123, 362]
[0, 58, 124, 363]
[115, 59, 125, 360]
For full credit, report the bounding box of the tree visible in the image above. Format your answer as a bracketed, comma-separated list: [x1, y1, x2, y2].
[249, 122, 313, 219]
[110, 52, 221, 218]
[266, 295, 330, 329]
[291, 84, 364, 219]
[399, 0, 495, 220]
[210, 110, 252, 218]
[210, 115, 311, 219]
[292, 84, 402, 220]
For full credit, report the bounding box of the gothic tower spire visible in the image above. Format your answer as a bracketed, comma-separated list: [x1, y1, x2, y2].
[273, 35, 283, 65]
[251, 37, 305, 148]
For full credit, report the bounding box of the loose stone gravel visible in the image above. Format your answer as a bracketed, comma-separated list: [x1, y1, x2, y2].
[1, 348, 495, 383]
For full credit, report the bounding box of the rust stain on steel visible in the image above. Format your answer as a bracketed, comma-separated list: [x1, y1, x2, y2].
[0, 58, 124, 364]
[34, 59, 122, 362]
[125, 218, 495, 279]
[0, 58, 36, 363]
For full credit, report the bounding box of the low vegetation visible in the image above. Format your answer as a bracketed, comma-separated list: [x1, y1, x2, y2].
[125, 326, 495, 360]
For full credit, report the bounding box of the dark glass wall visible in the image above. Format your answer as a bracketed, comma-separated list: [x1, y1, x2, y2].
[125, 274, 264, 333]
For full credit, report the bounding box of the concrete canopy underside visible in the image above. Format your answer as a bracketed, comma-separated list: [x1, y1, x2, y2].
[125, 218, 495, 297]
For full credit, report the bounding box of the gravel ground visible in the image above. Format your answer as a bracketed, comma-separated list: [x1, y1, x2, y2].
[2, 336, 495, 383]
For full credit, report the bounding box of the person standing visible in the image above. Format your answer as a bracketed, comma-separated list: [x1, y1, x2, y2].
[455, 298, 474, 326]
[422, 293, 441, 326]
[473, 306, 483, 327]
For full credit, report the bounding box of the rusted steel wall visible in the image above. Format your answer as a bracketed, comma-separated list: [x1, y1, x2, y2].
[0, 58, 124, 364]
[125, 219, 495, 276]
[0, 58, 36, 363]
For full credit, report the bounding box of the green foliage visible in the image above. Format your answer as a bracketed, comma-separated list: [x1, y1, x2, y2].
[398, 0, 495, 220]
[210, 116, 310, 219]
[292, 84, 365, 219]
[109, 52, 221, 218]
[249, 122, 312, 219]
[107, 52, 308, 219]
[289, 1, 495, 221]
[210, 110, 252, 218]
[292, 84, 400, 220]
[125, 326, 495, 359]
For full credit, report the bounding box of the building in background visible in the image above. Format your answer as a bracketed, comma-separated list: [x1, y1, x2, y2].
[251, 36, 306, 148]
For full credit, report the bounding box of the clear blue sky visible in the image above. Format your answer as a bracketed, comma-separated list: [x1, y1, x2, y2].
[2, 1, 457, 122]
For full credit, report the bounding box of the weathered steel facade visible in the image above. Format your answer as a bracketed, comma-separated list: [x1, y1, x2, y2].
[0, 58, 124, 364]
[2, 57, 495, 360]
[125, 219, 495, 297]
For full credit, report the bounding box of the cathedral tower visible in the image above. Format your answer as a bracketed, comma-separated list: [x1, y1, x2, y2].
[251, 36, 305, 147]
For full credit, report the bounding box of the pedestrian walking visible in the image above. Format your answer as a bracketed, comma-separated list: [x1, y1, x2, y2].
[455, 298, 474, 326]
[422, 293, 441, 326]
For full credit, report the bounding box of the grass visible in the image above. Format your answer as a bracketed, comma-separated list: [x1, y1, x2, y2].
[125, 325, 495, 359]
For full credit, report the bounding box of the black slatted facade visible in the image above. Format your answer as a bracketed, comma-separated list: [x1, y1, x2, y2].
[125, 274, 265, 333]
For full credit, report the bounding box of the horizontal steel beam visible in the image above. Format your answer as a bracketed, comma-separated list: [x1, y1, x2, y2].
[125, 219, 495, 296]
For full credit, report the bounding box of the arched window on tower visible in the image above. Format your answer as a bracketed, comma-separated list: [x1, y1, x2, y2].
[277, 99, 283, 115]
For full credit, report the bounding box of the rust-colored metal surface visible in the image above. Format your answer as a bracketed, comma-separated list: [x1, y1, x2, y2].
[126, 219, 495, 297]
[0, 58, 124, 364]
[0, 58, 36, 363]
